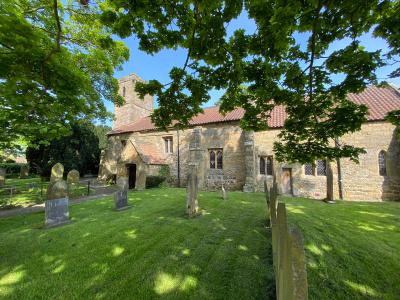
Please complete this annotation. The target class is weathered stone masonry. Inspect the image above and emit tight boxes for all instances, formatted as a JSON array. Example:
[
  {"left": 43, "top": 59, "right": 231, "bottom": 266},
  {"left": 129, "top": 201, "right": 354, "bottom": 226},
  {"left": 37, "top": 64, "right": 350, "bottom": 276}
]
[{"left": 99, "top": 74, "right": 400, "bottom": 201}]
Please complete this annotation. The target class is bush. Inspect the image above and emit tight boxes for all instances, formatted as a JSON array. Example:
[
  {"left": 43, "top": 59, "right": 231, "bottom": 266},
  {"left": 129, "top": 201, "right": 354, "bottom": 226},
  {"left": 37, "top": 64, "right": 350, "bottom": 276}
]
[
  {"left": 145, "top": 176, "right": 166, "bottom": 189},
  {"left": 0, "top": 163, "right": 27, "bottom": 176}
]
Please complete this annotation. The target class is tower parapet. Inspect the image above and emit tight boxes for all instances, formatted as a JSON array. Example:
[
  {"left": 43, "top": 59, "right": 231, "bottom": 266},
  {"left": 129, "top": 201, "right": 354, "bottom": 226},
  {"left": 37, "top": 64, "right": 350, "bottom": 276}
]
[{"left": 113, "top": 73, "right": 154, "bottom": 129}]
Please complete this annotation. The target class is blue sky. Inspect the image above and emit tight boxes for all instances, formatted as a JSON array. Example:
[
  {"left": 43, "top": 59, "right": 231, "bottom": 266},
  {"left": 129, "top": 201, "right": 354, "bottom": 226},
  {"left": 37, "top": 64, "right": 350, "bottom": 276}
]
[{"left": 105, "top": 11, "right": 400, "bottom": 125}]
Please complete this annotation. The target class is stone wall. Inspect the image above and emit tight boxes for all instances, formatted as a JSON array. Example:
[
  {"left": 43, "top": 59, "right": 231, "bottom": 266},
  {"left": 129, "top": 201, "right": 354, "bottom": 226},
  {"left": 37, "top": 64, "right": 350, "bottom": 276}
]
[
  {"left": 99, "top": 119, "right": 400, "bottom": 201},
  {"left": 339, "top": 122, "right": 400, "bottom": 201},
  {"left": 113, "top": 73, "right": 154, "bottom": 129}
]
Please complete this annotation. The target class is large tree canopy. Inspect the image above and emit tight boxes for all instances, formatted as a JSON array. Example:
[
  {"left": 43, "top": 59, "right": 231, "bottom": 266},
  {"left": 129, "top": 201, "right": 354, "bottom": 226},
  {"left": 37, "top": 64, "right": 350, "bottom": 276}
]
[
  {"left": 101, "top": 0, "right": 399, "bottom": 163},
  {"left": 0, "top": 0, "right": 129, "bottom": 149},
  {"left": 26, "top": 121, "right": 101, "bottom": 177}
]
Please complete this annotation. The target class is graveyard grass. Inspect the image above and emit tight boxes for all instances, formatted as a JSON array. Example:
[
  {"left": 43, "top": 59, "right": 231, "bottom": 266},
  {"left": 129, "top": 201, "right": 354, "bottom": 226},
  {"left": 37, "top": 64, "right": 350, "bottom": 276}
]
[
  {"left": 0, "top": 178, "right": 92, "bottom": 209},
  {"left": 0, "top": 188, "right": 275, "bottom": 299},
  {"left": 282, "top": 197, "right": 400, "bottom": 300}
]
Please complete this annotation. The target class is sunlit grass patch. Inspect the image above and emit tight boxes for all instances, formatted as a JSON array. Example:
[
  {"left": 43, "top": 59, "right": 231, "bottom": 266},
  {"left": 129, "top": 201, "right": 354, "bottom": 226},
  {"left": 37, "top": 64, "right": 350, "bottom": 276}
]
[
  {"left": 0, "top": 188, "right": 274, "bottom": 299},
  {"left": 282, "top": 197, "right": 400, "bottom": 300}
]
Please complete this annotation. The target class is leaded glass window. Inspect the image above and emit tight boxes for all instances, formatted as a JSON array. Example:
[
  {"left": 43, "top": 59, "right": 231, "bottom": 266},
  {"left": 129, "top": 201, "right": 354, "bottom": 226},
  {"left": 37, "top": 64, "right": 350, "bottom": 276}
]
[
  {"left": 317, "top": 160, "right": 326, "bottom": 176},
  {"left": 379, "top": 151, "right": 387, "bottom": 176}
]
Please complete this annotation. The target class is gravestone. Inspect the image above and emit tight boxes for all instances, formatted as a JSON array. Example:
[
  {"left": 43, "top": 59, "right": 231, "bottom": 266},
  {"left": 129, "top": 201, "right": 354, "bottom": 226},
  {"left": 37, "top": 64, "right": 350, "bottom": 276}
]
[
  {"left": 67, "top": 169, "right": 80, "bottom": 184},
  {"left": 116, "top": 176, "right": 129, "bottom": 191},
  {"left": 221, "top": 184, "right": 228, "bottom": 201},
  {"left": 114, "top": 176, "right": 129, "bottom": 210},
  {"left": 114, "top": 190, "right": 129, "bottom": 210},
  {"left": 45, "top": 180, "right": 70, "bottom": 227},
  {"left": 50, "top": 163, "right": 64, "bottom": 183},
  {"left": 20, "top": 165, "right": 29, "bottom": 179},
  {"left": 186, "top": 165, "right": 199, "bottom": 218},
  {"left": 0, "top": 168, "right": 5, "bottom": 187}
]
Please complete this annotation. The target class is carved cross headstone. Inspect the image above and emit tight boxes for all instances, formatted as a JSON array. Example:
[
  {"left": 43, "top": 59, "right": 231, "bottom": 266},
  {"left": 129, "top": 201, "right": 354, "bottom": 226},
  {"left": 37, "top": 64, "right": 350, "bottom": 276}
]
[
  {"left": 20, "top": 165, "right": 29, "bottom": 179},
  {"left": 67, "top": 169, "right": 80, "bottom": 184},
  {"left": 0, "top": 167, "right": 5, "bottom": 187}
]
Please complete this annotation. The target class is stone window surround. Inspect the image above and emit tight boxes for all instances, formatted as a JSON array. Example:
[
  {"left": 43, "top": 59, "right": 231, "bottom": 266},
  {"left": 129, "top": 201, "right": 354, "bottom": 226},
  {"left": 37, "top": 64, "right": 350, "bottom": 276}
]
[
  {"left": 304, "top": 160, "right": 326, "bottom": 176},
  {"left": 259, "top": 155, "right": 273, "bottom": 176},
  {"left": 208, "top": 148, "right": 223, "bottom": 169},
  {"left": 378, "top": 150, "right": 387, "bottom": 176},
  {"left": 163, "top": 136, "right": 173, "bottom": 154}
]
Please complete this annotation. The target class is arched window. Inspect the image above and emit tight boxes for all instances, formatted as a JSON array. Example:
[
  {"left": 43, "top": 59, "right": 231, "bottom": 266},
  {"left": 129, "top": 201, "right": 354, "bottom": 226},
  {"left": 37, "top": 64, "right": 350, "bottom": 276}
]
[
  {"left": 122, "top": 86, "right": 126, "bottom": 97},
  {"left": 379, "top": 151, "right": 387, "bottom": 176},
  {"left": 260, "top": 157, "right": 266, "bottom": 174},
  {"left": 210, "top": 150, "right": 215, "bottom": 169},
  {"left": 217, "top": 150, "right": 223, "bottom": 169}
]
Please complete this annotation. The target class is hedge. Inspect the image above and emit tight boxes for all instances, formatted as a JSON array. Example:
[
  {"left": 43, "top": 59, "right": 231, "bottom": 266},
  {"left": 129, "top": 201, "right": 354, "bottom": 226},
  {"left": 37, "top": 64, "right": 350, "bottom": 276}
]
[
  {"left": 0, "top": 163, "right": 27, "bottom": 175},
  {"left": 145, "top": 176, "right": 166, "bottom": 189}
]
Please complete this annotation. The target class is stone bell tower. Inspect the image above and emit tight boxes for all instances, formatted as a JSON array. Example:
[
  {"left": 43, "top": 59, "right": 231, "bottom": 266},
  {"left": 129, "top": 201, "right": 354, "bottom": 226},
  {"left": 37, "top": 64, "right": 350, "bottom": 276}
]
[{"left": 113, "top": 73, "right": 154, "bottom": 129}]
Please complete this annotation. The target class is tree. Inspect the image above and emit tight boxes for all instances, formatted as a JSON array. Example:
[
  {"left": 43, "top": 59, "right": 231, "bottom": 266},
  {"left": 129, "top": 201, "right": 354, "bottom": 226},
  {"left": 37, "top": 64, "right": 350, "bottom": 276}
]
[
  {"left": 26, "top": 121, "right": 101, "bottom": 177},
  {"left": 0, "top": 0, "right": 128, "bottom": 149},
  {"left": 93, "top": 124, "right": 112, "bottom": 150},
  {"left": 101, "top": 0, "right": 398, "bottom": 164}
]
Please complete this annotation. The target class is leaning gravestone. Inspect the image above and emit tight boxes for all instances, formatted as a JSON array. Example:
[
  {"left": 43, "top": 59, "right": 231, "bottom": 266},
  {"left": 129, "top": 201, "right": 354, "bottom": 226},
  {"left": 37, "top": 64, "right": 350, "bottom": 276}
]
[
  {"left": 114, "top": 176, "right": 129, "bottom": 210},
  {"left": 45, "top": 180, "right": 70, "bottom": 227},
  {"left": 0, "top": 168, "right": 5, "bottom": 187},
  {"left": 67, "top": 169, "right": 80, "bottom": 184},
  {"left": 20, "top": 165, "right": 29, "bottom": 179},
  {"left": 50, "top": 163, "right": 64, "bottom": 183}
]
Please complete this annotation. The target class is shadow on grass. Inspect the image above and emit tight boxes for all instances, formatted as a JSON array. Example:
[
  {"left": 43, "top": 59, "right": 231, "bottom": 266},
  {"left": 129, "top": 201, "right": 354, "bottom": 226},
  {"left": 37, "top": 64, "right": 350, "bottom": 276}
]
[
  {"left": 281, "top": 197, "right": 400, "bottom": 300},
  {"left": 0, "top": 189, "right": 275, "bottom": 299}
]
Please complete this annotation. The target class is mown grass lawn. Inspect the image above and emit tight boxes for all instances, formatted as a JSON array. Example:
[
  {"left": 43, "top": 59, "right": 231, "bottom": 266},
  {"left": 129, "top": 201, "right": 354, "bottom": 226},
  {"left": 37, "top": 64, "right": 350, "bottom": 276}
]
[
  {"left": 0, "top": 178, "right": 93, "bottom": 209},
  {"left": 282, "top": 197, "right": 400, "bottom": 300},
  {"left": 0, "top": 188, "right": 274, "bottom": 299}
]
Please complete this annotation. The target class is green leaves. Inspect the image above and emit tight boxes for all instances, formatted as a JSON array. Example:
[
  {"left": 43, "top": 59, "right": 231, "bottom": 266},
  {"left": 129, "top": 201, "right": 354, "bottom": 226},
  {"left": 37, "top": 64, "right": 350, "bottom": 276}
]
[
  {"left": 101, "top": 0, "right": 398, "bottom": 163},
  {"left": 0, "top": 0, "right": 128, "bottom": 149}
]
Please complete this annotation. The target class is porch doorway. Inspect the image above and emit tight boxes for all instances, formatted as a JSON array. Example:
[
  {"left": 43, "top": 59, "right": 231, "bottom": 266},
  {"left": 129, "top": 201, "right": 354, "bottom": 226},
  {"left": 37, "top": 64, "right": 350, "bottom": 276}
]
[
  {"left": 281, "top": 168, "right": 293, "bottom": 195},
  {"left": 127, "top": 164, "right": 136, "bottom": 189}
]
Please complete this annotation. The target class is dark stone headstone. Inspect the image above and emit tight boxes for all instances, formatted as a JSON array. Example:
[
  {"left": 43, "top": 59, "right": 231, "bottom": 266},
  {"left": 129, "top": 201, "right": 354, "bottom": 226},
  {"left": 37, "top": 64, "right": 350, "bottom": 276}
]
[
  {"left": 114, "top": 190, "right": 129, "bottom": 211},
  {"left": 45, "top": 197, "right": 70, "bottom": 227}
]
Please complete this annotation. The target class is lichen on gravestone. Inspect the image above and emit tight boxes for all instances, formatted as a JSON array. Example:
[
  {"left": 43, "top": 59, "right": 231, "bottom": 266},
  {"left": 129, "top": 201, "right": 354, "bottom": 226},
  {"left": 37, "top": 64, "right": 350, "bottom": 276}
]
[
  {"left": 47, "top": 180, "right": 68, "bottom": 200},
  {"left": 67, "top": 169, "right": 80, "bottom": 184},
  {"left": 50, "top": 163, "right": 64, "bottom": 183}
]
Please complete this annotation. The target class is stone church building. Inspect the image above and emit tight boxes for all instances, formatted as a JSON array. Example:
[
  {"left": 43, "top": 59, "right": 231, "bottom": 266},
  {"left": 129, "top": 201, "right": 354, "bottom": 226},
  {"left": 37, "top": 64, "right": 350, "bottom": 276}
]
[{"left": 99, "top": 73, "right": 400, "bottom": 201}]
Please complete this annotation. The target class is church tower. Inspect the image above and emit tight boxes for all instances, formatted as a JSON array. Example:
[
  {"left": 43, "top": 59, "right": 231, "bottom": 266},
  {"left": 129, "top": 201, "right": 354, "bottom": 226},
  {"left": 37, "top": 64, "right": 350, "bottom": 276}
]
[{"left": 113, "top": 73, "right": 154, "bottom": 129}]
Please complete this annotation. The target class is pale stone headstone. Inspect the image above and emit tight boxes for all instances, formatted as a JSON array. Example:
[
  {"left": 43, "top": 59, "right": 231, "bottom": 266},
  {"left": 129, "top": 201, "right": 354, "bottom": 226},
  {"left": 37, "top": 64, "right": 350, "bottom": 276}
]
[
  {"left": 289, "top": 227, "right": 309, "bottom": 300},
  {"left": 50, "top": 163, "right": 64, "bottom": 183},
  {"left": 0, "top": 168, "right": 5, "bottom": 187},
  {"left": 67, "top": 169, "right": 80, "bottom": 184},
  {"left": 45, "top": 180, "right": 70, "bottom": 227},
  {"left": 116, "top": 176, "right": 129, "bottom": 191},
  {"left": 20, "top": 165, "right": 29, "bottom": 179},
  {"left": 186, "top": 166, "right": 199, "bottom": 218},
  {"left": 221, "top": 184, "right": 228, "bottom": 201}
]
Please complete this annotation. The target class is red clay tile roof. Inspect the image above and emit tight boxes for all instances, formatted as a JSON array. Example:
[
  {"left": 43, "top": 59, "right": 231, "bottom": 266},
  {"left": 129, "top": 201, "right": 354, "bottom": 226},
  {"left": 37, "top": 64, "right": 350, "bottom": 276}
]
[
  {"left": 130, "top": 139, "right": 166, "bottom": 165},
  {"left": 109, "top": 85, "right": 400, "bottom": 135}
]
